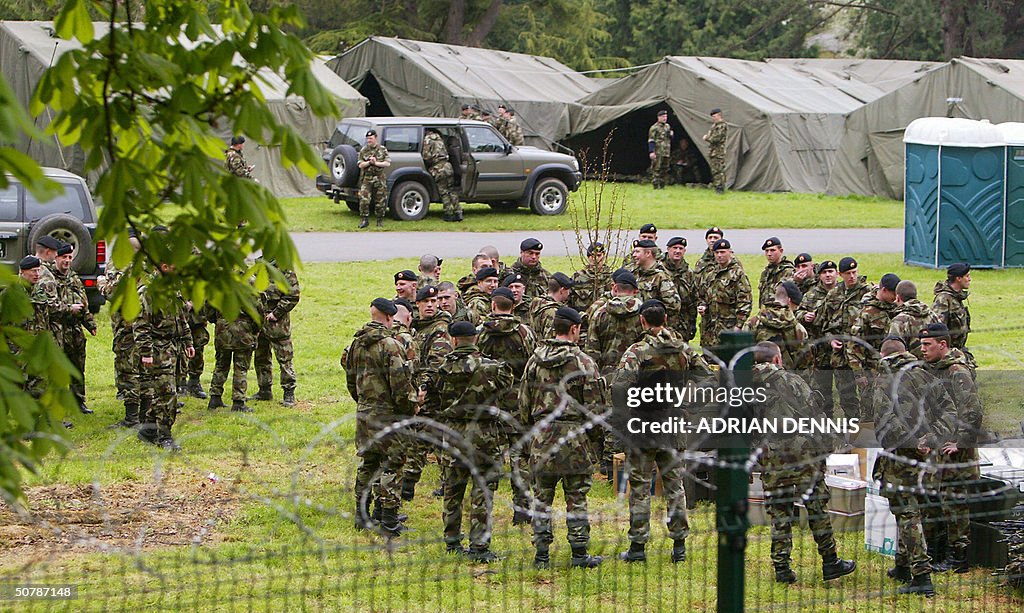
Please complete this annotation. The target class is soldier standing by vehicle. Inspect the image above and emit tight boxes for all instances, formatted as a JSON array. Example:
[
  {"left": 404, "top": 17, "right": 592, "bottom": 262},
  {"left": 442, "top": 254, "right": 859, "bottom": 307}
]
[
  {"left": 357, "top": 129, "right": 391, "bottom": 229},
  {"left": 253, "top": 267, "right": 301, "bottom": 407},
  {"left": 703, "top": 108, "right": 727, "bottom": 193},
  {"left": 648, "top": 110, "right": 673, "bottom": 190},
  {"left": 500, "top": 108, "right": 525, "bottom": 147},
  {"left": 422, "top": 128, "right": 461, "bottom": 222},
  {"left": 53, "top": 243, "right": 97, "bottom": 414}
]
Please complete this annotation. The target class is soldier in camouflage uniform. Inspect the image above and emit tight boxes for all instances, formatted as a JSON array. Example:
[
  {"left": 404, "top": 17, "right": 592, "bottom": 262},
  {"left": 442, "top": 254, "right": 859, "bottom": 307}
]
[
  {"left": 647, "top": 110, "right": 673, "bottom": 189},
  {"left": 612, "top": 301, "right": 692, "bottom": 564},
  {"left": 400, "top": 285, "right": 454, "bottom": 500},
  {"left": 183, "top": 301, "right": 211, "bottom": 399},
  {"left": 697, "top": 239, "right": 751, "bottom": 350},
  {"left": 225, "top": 136, "right": 254, "bottom": 178},
  {"left": 693, "top": 227, "right": 724, "bottom": 295},
  {"left": 502, "top": 273, "right": 533, "bottom": 323},
  {"left": 99, "top": 232, "right": 143, "bottom": 425},
  {"left": 887, "top": 281, "right": 939, "bottom": 360},
  {"left": 847, "top": 273, "right": 900, "bottom": 376},
  {"left": 432, "top": 321, "right": 514, "bottom": 562},
  {"left": 921, "top": 323, "right": 982, "bottom": 575},
  {"left": 631, "top": 239, "right": 681, "bottom": 326},
  {"left": 417, "top": 254, "right": 441, "bottom": 289},
  {"left": 135, "top": 266, "right": 194, "bottom": 451},
  {"left": 393, "top": 269, "right": 419, "bottom": 318},
  {"left": 757, "top": 237, "right": 795, "bottom": 308},
  {"left": 571, "top": 242, "right": 612, "bottom": 315},
  {"left": 520, "top": 307, "right": 605, "bottom": 569},
  {"left": 792, "top": 253, "right": 817, "bottom": 294},
  {"left": 10, "top": 258, "right": 52, "bottom": 404},
  {"left": 460, "top": 104, "right": 482, "bottom": 121},
  {"left": 932, "top": 263, "right": 974, "bottom": 368},
  {"left": 661, "top": 236, "right": 698, "bottom": 342},
  {"left": 391, "top": 298, "right": 419, "bottom": 362},
  {"left": 500, "top": 108, "right": 525, "bottom": 147},
  {"left": 477, "top": 287, "right": 537, "bottom": 525},
  {"left": 751, "top": 342, "right": 857, "bottom": 585},
  {"left": 436, "top": 281, "right": 476, "bottom": 326},
  {"left": 703, "top": 108, "right": 728, "bottom": 193},
  {"left": 819, "top": 257, "right": 872, "bottom": 421},
  {"left": 511, "top": 238, "right": 552, "bottom": 302},
  {"left": 207, "top": 305, "right": 260, "bottom": 413},
  {"left": 528, "top": 273, "right": 574, "bottom": 339},
  {"left": 422, "top": 128, "right": 461, "bottom": 222},
  {"left": 464, "top": 267, "right": 499, "bottom": 321},
  {"left": 33, "top": 236, "right": 74, "bottom": 350},
  {"left": 746, "top": 282, "right": 810, "bottom": 370},
  {"left": 344, "top": 298, "right": 417, "bottom": 535},
  {"left": 357, "top": 129, "right": 391, "bottom": 228},
  {"left": 797, "top": 260, "right": 839, "bottom": 415},
  {"left": 253, "top": 267, "right": 301, "bottom": 406},
  {"left": 457, "top": 254, "right": 492, "bottom": 295},
  {"left": 53, "top": 243, "right": 97, "bottom": 413}
]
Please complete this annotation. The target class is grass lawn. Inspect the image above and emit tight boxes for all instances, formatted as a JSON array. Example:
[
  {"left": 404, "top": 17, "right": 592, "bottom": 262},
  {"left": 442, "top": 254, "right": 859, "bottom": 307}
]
[
  {"left": 3, "top": 254, "right": 1022, "bottom": 611},
  {"left": 282, "top": 183, "right": 902, "bottom": 233}
]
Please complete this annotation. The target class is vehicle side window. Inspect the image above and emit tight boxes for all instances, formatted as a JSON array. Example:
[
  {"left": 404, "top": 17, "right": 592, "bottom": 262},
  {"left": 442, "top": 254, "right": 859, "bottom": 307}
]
[
  {"left": 382, "top": 126, "right": 420, "bottom": 153},
  {"left": 464, "top": 127, "right": 506, "bottom": 154},
  {"left": 25, "top": 181, "right": 89, "bottom": 221},
  {"left": 344, "top": 124, "right": 367, "bottom": 147},
  {"left": 329, "top": 124, "right": 364, "bottom": 148},
  {"left": 0, "top": 185, "right": 18, "bottom": 221}
]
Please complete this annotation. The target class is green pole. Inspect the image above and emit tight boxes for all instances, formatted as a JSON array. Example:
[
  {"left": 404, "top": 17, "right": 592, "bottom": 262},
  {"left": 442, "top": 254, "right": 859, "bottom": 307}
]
[{"left": 715, "top": 330, "right": 753, "bottom": 613}]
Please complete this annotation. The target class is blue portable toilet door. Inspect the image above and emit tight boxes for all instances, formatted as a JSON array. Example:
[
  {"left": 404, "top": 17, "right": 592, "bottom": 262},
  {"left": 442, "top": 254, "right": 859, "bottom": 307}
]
[
  {"left": 904, "top": 142, "right": 939, "bottom": 267},
  {"left": 936, "top": 145, "right": 1004, "bottom": 268},
  {"left": 1005, "top": 144, "right": 1024, "bottom": 267}
]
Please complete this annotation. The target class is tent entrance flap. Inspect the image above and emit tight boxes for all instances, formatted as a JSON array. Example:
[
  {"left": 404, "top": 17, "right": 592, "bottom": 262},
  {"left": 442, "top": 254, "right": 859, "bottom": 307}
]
[
  {"left": 564, "top": 106, "right": 709, "bottom": 184},
  {"left": 360, "top": 73, "right": 394, "bottom": 117}
]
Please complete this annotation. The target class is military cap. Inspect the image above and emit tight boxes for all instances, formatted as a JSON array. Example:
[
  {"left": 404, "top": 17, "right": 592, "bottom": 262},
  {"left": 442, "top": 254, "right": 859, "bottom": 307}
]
[
  {"left": 36, "top": 235, "right": 62, "bottom": 250},
  {"left": 520, "top": 238, "right": 543, "bottom": 252},
  {"left": 667, "top": 236, "right": 687, "bottom": 248},
  {"left": 639, "top": 299, "right": 665, "bottom": 313},
  {"left": 919, "top": 322, "right": 951, "bottom": 339},
  {"left": 614, "top": 270, "right": 638, "bottom": 289},
  {"left": 817, "top": 260, "right": 837, "bottom": 273},
  {"left": 230, "top": 135, "right": 245, "bottom": 146},
  {"left": 19, "top": 255, "right": 41, "bottom": 270},
  {"left": 640, "top": 223, "right": 657, "bottom": 234},
  {"left": 634, "top": 239, "right": 657, "bottom": 249},
  {"left": 448, "top": 321, "right": 478, "bottom": 337},
  {"left": 393, "top": 297, "right": 414, "bottom": 312},
  {"left": 712, "top": 239, "right": 731, "bottom": 251},
  {"left": 365, "top": 129, "right": 377, "bottom": 137},
  {"left": 879, "top": 273, "right": 901, "bottom": 291},
  {"left": 710, "top": 108, "right": 722, "bottom": 115},
  {"left": 551, "top": 272, "right": 575, "bottom": 288},
  {"left": 780, "top": 281, "right": 803, "bottom": 305},
  {"left": 415, "top": 285, "right": 439, "bottom": 302},
  {"left": 490, "top": 287, "right": 514, "bottom": 301},
  {"left": 657, "top": 109, "right": 668, "bottom": 117},
  {"left": 57, "top": 242, "right": 74, "bottom": 256},
  {"left": 793, "top": 253, "right": 813, "bottom": 266},
  {"left": 371, "top": 297, "right": 397, "bottom": 316},
  {"left": 394, "top": 270, "right": 417, "bottom": 283},
  {"left": 761, "top": 237, "right": 781, "bottom": 250},
  {"left": 471, "top": 104, "right": 481, "bottom": 112},
  {"left": 501, "top": 273, "right": 526, "bottom": 287},
  {"left": 461, "top": 104, "right": 471, "bottom": 110},
  {"left": 838, "top": 257, "right": 858, "bottom": 273},
  {"left": 947, "top": 262, "right": 970, "bottom": 278},
  {"left": 586, "top": 242, "right": 605, "bottom": 256},
  {"left": 475, "top": 266, "right": 499, "bottom": 281},
  {"left": 882, "top": 335, "right": 908, "bottom": 348},
  {"left": 497, "top": 103, "right": 507, "bottom": 111},
  {"left": 480, "top": 109, "right": 492, "bottom": 117},
  {"left": 553, "top": 306, "right": 582, "bottom": 325},
  {"left": 705, "top": 226, "right": 724, "bottom": 239}
]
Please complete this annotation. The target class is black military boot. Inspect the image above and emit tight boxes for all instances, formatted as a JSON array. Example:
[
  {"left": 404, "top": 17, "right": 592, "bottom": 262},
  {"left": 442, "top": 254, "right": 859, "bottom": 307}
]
[
  {"left": 454, "top": 211, "right": 463, "bottom": 222},
  {"left": 442, "top": 213, "right": 454, "bottom": 222},
  {"left": 358, "top": 216, "right": 369, "bottom": 229},
  {"left": 533, "top": 546, "right": 550, "bottom": 569},
  {"left": 618, "top": 542, "right": 646, "bottom": 563},
  {"left": 774, "top": 563, "right": 797, "bottom": 584},
  {"left": 671, "top": 539, "right": 687, "bottom": 563},
  {"left": 821, "top": 553, "right": 857, "bottom": 581},
  {"left": 927, "top": 536, "right": 949, "bottom": 572},
  {"left": 176, "top": 380, "right": 187, "bottom": 395},
  {"left": 136, "top": 422, "right": 159, "bottom": 445},
  {"left": 250, "top": 388, "right": 272, "bottom": 401},
  {"left": 468, "top": 548, "right": 499, "bottom": 563},
  {"left": 208, "top": 396, "right": 226, "bottom": 410},
  {"left": 446, "top": 539, "right": 467, "bottom": 556},
  {"left": 944, "top": 546, "right": 969, "bottom": 573},
  {"left": 379, "top": 508, "right": 402, "bottom": 538},
  {"left": 231, "top": 402, "right": 254, "bottom": 413},
  {"left": 569, "top": 546, "right": 603, "bottom": 569},
  {"left": 282, "top": 390, "right": 296, "bottom": 407},
  {"left": 158, "top": 431, "right": 181, "bottom": 452},
  {"left": 887, "top": 565, "right": 912, "bottom": 583},
  {"left": 113, "top": 402, "right": 140, "bottom": 428},
  {"left": 512, "top": 510, "right": 530, "bottom": 526},
  {"left": 897, "top": 573, "right": 936, "bottom": 597},
  {"left": 354, "top": 496, "right": 373, "bottom": 531},
  {"left": 188, "top": 377, "right": 207, "bottom": 399},
  {"left": 376, "top": 217, "right": 384, "bottom": 228},
  {"left": 78, "top": 402, "right": 93, "bottom": 414},
  {"left": 400, "top": 479, "right": 417, "bottom": 502}
]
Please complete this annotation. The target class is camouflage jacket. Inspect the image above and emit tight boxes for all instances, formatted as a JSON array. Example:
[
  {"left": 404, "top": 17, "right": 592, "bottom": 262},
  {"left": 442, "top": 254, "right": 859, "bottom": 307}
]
[
  {"left": 795, "top": 274, "right": 816, "bottom": 295},
  {"left": 510, "top": 260, "right": 552, "bottom": 302},
  {"left": 932, "top": 281, "right": 971, "bottom": 350},
  {"left": 433, "top": 344, "right": 514, "bottom": 422},
  {"left": 751, "top": 362, "right": 823, "bottom": 484},
  {"left": 820, "top": 277, "right": 872, "bottom": 367},
  {"left": 14, "top": 279, "right": 50, "bottom": 335},
  {"left": 456, "top": 273, "right": 477, "bottom": 295},
  {"left": 391, "top": 320, "right": 418, "bottom": 362},
  {"left": 584, "top": 295, "right": 644, "bottom": 374},
  {"left": 796, "top": 280, "right": 835, "bottom": 339},
  {"left": 570, "top": 265, "right": 613, "bottom": 314},
  {"left": 34, "top": 264, "right": 72, "bottom": 341},
  {"left": 134, "top": 284, "right": 192, "bottom": 360},
  {"left": 662, "top": 257, "right": 698, "bottom": 341},
  {"left": 692, "top": 248, "right": 716, "bottom": 289},
  {"left": 258, "top": 269, "right": 300, "bottom": 340},
  {"left": 463, "top": 286, "right": 493, "bottom": 321},
  {"left": 870, "top": 351, "right": 955, "bottom": 450},
  {"left": 757, "top": 258, "right": 795, "bottom": 308},
  {"left": 528, "top": 295, "right": 561, "bottom": 339},
  {"left": 847, "top": 291, "right": 895, "bottom": 371},
  {"left": 633, "top": 262, "right": 681, "bottom": 318},
  {"left": 746, "top": 304, "right": 810, "bottom": 370},
  {"left": 477, "top": 313, "right": 537, "bottom": 381},
  {"left": 421, "top": 131, "right": 450, "bottom": 170},
  {"left": 411, "top": 311, "right": 454, "bottom": 410},
  {"left": 501, "top": 118, "right": 525, "bottom": 147},
  {"left": 887, "top": 299, "right": 939, "bottom": 359},
  {"left": 343, "top": 321, "right": 416, "bottom": 414},
  {"left": 699, "top": 258, "right": 752, "bottom": 329},
  {"left": 54, "top": 267, "right": 97, "bottom": 335},
  {"left": 706, "top": 122, "right": 727, "bottom": 157},
  {"left": 214, "top": 309, "right": 260, "bottom": 351},
  {"left": 648, "top": 122, "right": 673, "bottom": 157},
  {"left": 926, "top": 349, "right": 982, "bottom": 446},
  {"left": 225, "top": 148, "right": 253, "bottom": 178},
  {"left": 357, "top": 143, "right": 389, "bottom": 181}
]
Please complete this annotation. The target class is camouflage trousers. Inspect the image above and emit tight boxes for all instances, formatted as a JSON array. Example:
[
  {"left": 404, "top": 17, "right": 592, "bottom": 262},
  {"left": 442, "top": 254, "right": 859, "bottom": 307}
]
[
  {"left": 650, "top": 155, "right": 670, "bottom": 189},
  {"left": 809, "top": 367, "right": 835, "bottom": 417},
  {"left": 505, "top": 425, "right": 532, "bottom": 517},
  {"left": 354, "top": 408, "right": 406, "bottom": 518},
  {"left": 625, "top": 448, "right": 690, "bottom": 545},
  {"left": 112, "top": 323, "right": 134, "bottom": 399},
  {"left": 923, "top": 449, "right": 979, "bottom": 551},
  {"left": 710, "top": 155, "right": 726, "bottom": 192},
  {"left": 255, "top": 332, "right": 296, "bottom": 393},
  {"left": 429, "top": 163, "right": 460, "bottom": 217},
  {"left": 210, "top": 346, "right": 253, "bottom": 404},
  {"left": 531, "top": 473, "right": 593, "bottom": 548},
  {"left": 832, "top": 368, "right": 861, "bottom": 422},
  {"left": 442, "top": 421, "right": 505, "bottom": 550},
  {"left": 764, "top": 470, "right": 837, "bottom": 566},
  {"left": 140, "top": 339, "right": 179, "bottom": 435},
  {"left": 358, "top": 176, "right": 388, "bottom": 219},
  {"left": 61, "top": 328, "right": 87, "bottom": 406},
  {"left": 878, "top": 455, "right": 932, "bottom": 576},
  {"left": 188, "top": 324, "right": 210, "bottom": 378}
]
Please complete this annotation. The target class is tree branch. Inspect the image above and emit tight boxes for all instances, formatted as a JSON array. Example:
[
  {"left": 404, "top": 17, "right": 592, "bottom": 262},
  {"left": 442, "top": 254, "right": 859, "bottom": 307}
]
[{"left": 464, "top": 0, "right": 504, "bottom": 47}]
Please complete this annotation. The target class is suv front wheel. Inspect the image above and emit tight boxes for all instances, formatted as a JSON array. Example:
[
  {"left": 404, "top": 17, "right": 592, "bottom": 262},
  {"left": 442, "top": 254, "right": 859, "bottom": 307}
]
[
  {"left": 390, "top": 181, "right": 430, "bottom": 221},
  {"left": 530, "top": 177, "right": 569, "bottom": 216}
]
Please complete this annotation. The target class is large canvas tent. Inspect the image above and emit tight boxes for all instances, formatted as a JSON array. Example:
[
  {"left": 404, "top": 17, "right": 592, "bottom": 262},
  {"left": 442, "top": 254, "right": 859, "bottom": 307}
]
[
  {"left": 0, "top": 20, "right": 366, "bottom": 198},
  {"left": 327, "top": 36, "right": 600, "bottom": 149},
  {"left": 828, "top": 57, "right": 1024, "bottom": 199},
  {"left": 568, "top": 56, "right": 937, "bottom": 193}
]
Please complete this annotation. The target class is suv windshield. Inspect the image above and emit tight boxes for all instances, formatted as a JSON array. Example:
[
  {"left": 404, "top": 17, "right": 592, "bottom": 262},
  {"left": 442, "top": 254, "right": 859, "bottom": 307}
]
[{"left": 26, "top": 181, "right": 90, "bottom": 221}]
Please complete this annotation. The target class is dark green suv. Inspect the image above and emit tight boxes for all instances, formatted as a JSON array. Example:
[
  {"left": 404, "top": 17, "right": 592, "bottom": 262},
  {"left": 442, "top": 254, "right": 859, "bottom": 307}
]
[
  {"left": 1, "top": 168, "right": 106, "bottom": 312},
  {"left": 316, "top": 117, "right": 582, "bottom": 220}
]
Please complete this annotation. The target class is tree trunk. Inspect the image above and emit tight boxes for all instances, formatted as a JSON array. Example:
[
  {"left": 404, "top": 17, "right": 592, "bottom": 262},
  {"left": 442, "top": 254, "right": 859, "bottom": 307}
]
[
  {"left": 444, "top": 0, "right": 466, "bottom": 45},
  {"left": 940, "top": 0, "right": 965, "bottom": 59},
  {"left": 464, "top": 0, "right": 504, "bottom": 47}
]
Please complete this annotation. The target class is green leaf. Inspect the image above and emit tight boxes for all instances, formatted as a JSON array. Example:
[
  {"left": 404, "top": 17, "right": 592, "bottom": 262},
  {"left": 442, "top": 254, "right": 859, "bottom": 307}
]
[{"left": 53, "top": 0, "right": 94, "bottom": 44}]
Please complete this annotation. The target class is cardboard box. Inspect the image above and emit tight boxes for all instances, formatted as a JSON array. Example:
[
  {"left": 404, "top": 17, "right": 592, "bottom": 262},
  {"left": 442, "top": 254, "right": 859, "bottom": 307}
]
[
  {"left": 864, "top": 493, "right": 897, "bottom": 557},
  {"left": 825, "top": 475, "right": 867, "bottom": 514}
]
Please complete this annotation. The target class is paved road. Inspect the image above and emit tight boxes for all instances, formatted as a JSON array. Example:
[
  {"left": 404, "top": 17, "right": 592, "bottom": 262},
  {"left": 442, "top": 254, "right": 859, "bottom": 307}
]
[{"left": 293, "top": 228, "right": 903, "bottom": 263}]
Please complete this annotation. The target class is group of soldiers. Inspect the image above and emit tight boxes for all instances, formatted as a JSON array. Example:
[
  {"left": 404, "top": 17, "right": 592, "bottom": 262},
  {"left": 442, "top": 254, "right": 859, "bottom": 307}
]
[
  {"left": 461, "top": 103, "right": 525, "bottom": 146},
  {"left": 648, "top": 108, "right": 727, "bottom": 192},
  {"left": 344, "top": 225, "right": 979, "bottom": 594}
]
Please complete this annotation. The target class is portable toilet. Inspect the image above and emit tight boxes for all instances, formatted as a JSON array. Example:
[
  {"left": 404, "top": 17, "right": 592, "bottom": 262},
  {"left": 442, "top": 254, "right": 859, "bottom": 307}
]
[
  {"left": 903, "top": 118, "right": 1006, "bottom": 268},
  {"left": 1001, "top": 123, "right": 1024, "bottom": 267}
]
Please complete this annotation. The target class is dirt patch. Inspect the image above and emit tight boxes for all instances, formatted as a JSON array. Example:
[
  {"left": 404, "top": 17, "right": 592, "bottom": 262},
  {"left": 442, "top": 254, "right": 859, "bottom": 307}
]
[{"left": 0, "top": 473, "right": 240, "bottom": 568}]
